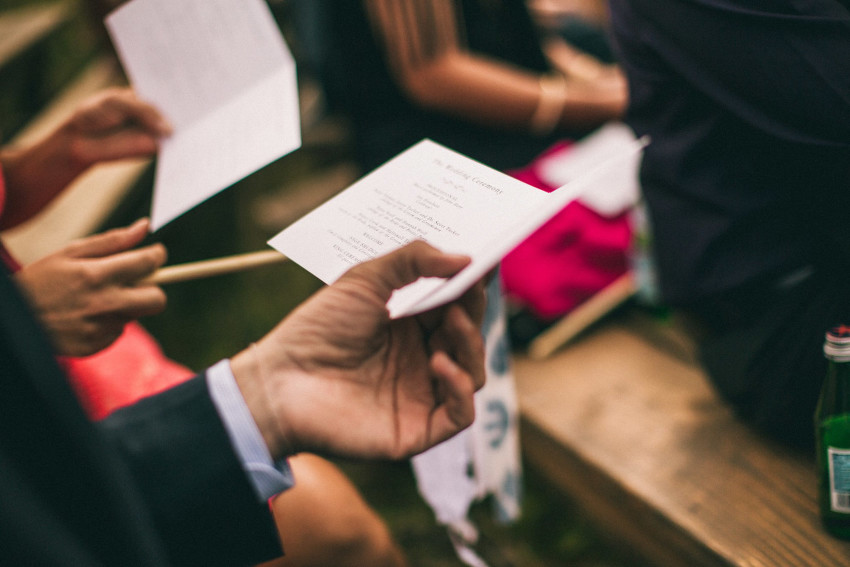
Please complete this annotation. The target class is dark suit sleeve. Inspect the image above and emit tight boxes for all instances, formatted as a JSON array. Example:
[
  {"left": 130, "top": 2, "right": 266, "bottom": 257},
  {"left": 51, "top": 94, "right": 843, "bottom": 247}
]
[{"left": 99, "top": 374, "right": 283, "bottom": 567}]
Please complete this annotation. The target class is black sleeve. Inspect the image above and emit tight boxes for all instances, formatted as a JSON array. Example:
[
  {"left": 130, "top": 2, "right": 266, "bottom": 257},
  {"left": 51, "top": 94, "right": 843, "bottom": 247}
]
[{"left": 100, "top": 374, "right": 283, "bottom": 567}]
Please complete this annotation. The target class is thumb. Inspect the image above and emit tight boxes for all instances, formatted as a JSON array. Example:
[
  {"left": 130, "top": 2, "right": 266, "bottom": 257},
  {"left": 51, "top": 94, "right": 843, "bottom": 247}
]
[
  {"left": 341, "top": 240, "right": 470, "bottom": 303},
  {"left": 65, "top": 218, "right": 151, "bottom": 259}
]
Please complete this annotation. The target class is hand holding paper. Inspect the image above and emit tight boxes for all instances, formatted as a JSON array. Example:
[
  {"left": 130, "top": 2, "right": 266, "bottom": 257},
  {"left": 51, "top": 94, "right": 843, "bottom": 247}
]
[
  {"left": 106, "top": 0, "right": 301, "bottom": 230},
  {"left": 269, "top": 138, "right": 646, "bottom": 318}
]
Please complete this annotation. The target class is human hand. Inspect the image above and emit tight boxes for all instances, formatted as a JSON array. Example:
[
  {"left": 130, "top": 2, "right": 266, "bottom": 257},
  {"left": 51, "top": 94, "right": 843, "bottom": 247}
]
[
  {"left": 13, "top": 218, "right": 167, "bottom": 357},
  {"left": 542, "top": 37, "right": 628, "bottom": 125},
  {"left": 58, "top": 87, "right": 172, "bottom": 169},
  {"left": 231, "top": 241, "right": 487, "bottom": 461},
  {"left": 543, "top": 37, "right": 623, "bottom": 85},
  {"left": 0, "top": 89, "right": 171, "bottom": 229}
]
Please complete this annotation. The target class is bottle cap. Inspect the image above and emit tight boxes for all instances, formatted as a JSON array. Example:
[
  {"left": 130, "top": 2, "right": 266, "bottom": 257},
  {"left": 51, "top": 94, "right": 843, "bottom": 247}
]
[{"left": 824, "top": 324, "right": 850, "bottom": 361}]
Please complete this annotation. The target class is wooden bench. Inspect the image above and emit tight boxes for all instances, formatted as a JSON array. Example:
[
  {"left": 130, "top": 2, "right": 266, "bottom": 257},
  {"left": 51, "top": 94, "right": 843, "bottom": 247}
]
[
  {"left": 512, "top": 304, "right": 850, "bottom": 566},
  {"left": 0, "top": 0, "right": 100, "bottom": 136}
]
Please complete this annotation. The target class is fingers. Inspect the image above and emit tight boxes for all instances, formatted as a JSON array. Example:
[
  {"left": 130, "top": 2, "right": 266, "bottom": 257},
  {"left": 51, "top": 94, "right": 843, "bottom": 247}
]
[
  {"left": 73, "top": 87, "right": 172, "bottom": 137},
  {"left": 95, "top": 245, "right": 167, "bottom": 284},
  {"left": 437, "top": 304, "right": 486, "bottom": 391},
  {"left": 456, "top": 278, "right": 487, "bottom": 328},
  {"left": 109, "top": 89, "right": 172, "bottom": 136},
  {"left": 426, "top": 350, "right": 478, "bottom": 445},
  {"left": 106, "top": 285, "right": 168, "bottom": 319},
  {"left": 71, "top": 130, "right": 160, "bottom": 163},
  {"left": 66, "top": 218, "right": 153, "bottom": 259},
  {"left": 415, "top": 301, "right": 485, "bottom": 450},
  {"left": 67, "top": 282, "right": 166, "bottom": 332},
  {"left": 424, "top": 305, "right": 486, "bottom": 447},
  {"left": 57, "top": 315, "right": 128, "bottom": 357},
  {"left": 64, "top": 219, "right": 166, "bottom": 283},
  {"left": 63, "top": 219, "right": 167, "bottom": 299},
  {"left": 65, "top": 224, "right": 166, "bottom": 285},
  {"left": 344, "top": 241, "right": 471, "bottom": 303},
  {"left": 68, "top": 88, "right": 171, "bottom": 165}
]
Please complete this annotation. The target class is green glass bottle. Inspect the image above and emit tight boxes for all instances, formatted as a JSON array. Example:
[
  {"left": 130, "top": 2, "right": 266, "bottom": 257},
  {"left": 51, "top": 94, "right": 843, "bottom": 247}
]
[{"left": 815, "top": 324, "right": 850, "bottom": 539}]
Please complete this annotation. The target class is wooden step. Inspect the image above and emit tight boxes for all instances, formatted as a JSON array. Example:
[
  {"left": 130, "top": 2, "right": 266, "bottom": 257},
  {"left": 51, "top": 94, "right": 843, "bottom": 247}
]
[
  {"left": 513, "top": 308, "right": 850, "bottom": 566},
  {"left": 0, "top": 1, "right": 70, "bottom": 69},
  {"left": 0, "top": 0, "right": 98, "bottom": 139}
]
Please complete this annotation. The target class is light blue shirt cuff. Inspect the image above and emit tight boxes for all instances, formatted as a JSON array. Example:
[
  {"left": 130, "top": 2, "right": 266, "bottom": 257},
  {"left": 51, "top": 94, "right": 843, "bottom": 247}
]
[{"left": 206, "top": 359, "right": 294, "bottom": 501}]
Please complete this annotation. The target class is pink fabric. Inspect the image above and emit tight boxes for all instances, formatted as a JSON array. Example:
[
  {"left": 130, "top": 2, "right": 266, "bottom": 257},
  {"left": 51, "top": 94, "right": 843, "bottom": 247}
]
[
  {"left": 501, "top": 142, "right": 632, "bottom": 320},
  {"left": 60, "top": 324, "right": 194, "bottom": 420}
]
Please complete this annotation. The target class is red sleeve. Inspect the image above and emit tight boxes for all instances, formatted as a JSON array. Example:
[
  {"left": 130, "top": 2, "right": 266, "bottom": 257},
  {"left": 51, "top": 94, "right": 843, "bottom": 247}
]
[{"left": 0, "top": 165, "right": 21, "bottom": 271}]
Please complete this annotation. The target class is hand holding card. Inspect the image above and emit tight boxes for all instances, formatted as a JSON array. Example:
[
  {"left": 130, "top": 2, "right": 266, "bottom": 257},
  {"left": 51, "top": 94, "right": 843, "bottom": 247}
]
[{"left": 268, "top": 138, "right": 645, "bottom": 318}]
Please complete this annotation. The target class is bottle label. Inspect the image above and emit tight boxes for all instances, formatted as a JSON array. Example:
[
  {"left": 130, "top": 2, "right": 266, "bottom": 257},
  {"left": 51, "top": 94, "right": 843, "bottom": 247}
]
[{"left": 828, "top": 447, "right": 850, "bottom": 513}]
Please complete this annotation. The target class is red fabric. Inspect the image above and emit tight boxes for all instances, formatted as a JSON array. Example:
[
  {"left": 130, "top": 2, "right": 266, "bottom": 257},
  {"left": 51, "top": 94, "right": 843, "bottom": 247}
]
[
  {"left": 501, "top": 142, "right": 632, "bottom": 320},
  {"left": 0, "top": 164, "right": 192, "bottom": 420},
  {"left": 59, "top": 324, "right": 194, "bottom": 420},
  {"left": 0, "top": 166, "right": 19, "bottom": 270}
]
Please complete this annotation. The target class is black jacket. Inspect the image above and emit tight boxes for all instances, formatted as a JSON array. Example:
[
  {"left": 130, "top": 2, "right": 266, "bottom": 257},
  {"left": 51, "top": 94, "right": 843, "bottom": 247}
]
[{"left": 0, "top": 267, "right": 281, "bottom": 566}]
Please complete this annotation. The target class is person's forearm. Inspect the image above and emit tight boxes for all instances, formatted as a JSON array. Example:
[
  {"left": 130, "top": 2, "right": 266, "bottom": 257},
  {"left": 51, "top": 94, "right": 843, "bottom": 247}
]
[
  {"left": 400, "top": 51, "right": 542, "bottom": 129},
  {"left": 400, "top": 51, "right": 624, "bottom": 132},
  {"left": 0, "top": 127, "right": 87, "bottom": 230}
]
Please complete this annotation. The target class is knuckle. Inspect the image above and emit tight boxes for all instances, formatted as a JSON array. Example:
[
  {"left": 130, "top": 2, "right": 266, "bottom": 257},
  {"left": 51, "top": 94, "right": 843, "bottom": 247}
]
[
  {"left": 147, "top": 243, "right": 168, "bottom": 267},
  {"left": 77, "top": 319, "right": 104, "bottom": 343},
  {"left": 149, "top": 289, "right": 168, "bottom": 312},
  {"left": 66, "top": 137, "right": 93, "bottom": 168},
  {"left": 76, "top": 264, "right": 104, "bottom": 288}
]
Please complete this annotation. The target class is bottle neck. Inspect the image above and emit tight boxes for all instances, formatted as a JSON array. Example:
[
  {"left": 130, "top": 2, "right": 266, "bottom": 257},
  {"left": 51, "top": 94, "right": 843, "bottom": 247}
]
[{"left": 820, "top": 358, "right": 850, "bottom": 417}]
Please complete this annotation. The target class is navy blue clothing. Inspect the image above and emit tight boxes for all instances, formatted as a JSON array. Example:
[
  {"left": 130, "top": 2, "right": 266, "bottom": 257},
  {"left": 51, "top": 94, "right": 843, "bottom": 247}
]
[
  {"left": 0, "top": 267, "right": 282, "bottom": 566},
  {"left": 609, "top": 0, "right": 850, "bottom": 446},
  {"left": 610, "top": 0, "right": 850, "bottom": 307}
]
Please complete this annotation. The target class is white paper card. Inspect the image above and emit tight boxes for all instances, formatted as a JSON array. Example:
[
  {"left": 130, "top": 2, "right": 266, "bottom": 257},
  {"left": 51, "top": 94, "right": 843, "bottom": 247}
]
[
  {"left": 537, "top": 122, "right": 642, "bottom": 217},
  {"left": 106, "top": 0, "right": 301, "bottom": 230},
  {"left": 269, "top": 138, "right": 646, "bottom": 318}
]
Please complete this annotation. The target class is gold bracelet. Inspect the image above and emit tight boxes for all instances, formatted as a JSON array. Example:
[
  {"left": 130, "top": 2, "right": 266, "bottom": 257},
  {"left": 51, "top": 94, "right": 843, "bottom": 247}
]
[{"left": 529, "top": 74, "right": 567, "bottom": 135}]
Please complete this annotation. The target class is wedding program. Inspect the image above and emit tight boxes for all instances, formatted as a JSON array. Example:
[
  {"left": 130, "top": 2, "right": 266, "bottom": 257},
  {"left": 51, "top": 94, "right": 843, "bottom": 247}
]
[{"left": 269, "top": 137, "right": 644, "bottom": 318}]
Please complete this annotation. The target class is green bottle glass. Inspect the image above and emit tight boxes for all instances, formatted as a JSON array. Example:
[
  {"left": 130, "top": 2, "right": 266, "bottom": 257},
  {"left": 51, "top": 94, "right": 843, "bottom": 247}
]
[{"left": 815, "top": 324, "right": 850, "bottom": 539}]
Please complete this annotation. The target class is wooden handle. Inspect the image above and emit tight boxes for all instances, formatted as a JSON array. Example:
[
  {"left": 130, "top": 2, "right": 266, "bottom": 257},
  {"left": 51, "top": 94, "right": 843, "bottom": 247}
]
[{"left": 142, "top": 250, "right": 288, "bottom": 285}]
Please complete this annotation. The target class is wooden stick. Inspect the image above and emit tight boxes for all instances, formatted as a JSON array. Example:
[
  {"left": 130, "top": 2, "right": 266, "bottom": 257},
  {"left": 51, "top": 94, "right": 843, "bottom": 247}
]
[
  {"left": 527, "top": 271, "right": 637, "bottom": 360},
  {"left": 142, "top": 250, "right": 288, "bottom": 285}
]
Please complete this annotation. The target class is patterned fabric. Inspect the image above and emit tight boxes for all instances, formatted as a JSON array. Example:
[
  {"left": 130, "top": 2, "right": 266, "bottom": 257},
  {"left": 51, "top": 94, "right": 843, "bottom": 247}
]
[
  {"left": 60, "top": 324, "right": 194, "bottom": 420},
  {"left": 412, "top": 275, "right": 521, "bottom": 567}
]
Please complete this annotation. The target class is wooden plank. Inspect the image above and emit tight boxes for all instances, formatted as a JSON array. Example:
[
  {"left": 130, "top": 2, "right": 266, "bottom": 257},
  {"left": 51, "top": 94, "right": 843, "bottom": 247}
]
[
  {"left": 527, "top": 271, "right": 637, "bottom": 359},
  {"left": 0, "top": 1, "right": 70, "bottom": 69},
  {"left": 1, "top": 57, "right": 150, "bottom": 264},
  {"left": 0, "top": 1, "right": 85, "bottom": 137},
  {"left": 513, "top": 317, "right": 850, "bottom": 566}
]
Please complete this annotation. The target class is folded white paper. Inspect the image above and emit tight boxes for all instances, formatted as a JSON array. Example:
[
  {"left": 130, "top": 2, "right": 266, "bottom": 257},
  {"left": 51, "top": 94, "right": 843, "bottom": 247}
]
[
  {"left": 537, "top": 122, "right": 642, "bottom": 217},
  {"left": 269, "top": 138, "right": 646, "bottom": 318},
  {"left": 106, "top": 0, "right": 301, "bottom": 230}
]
